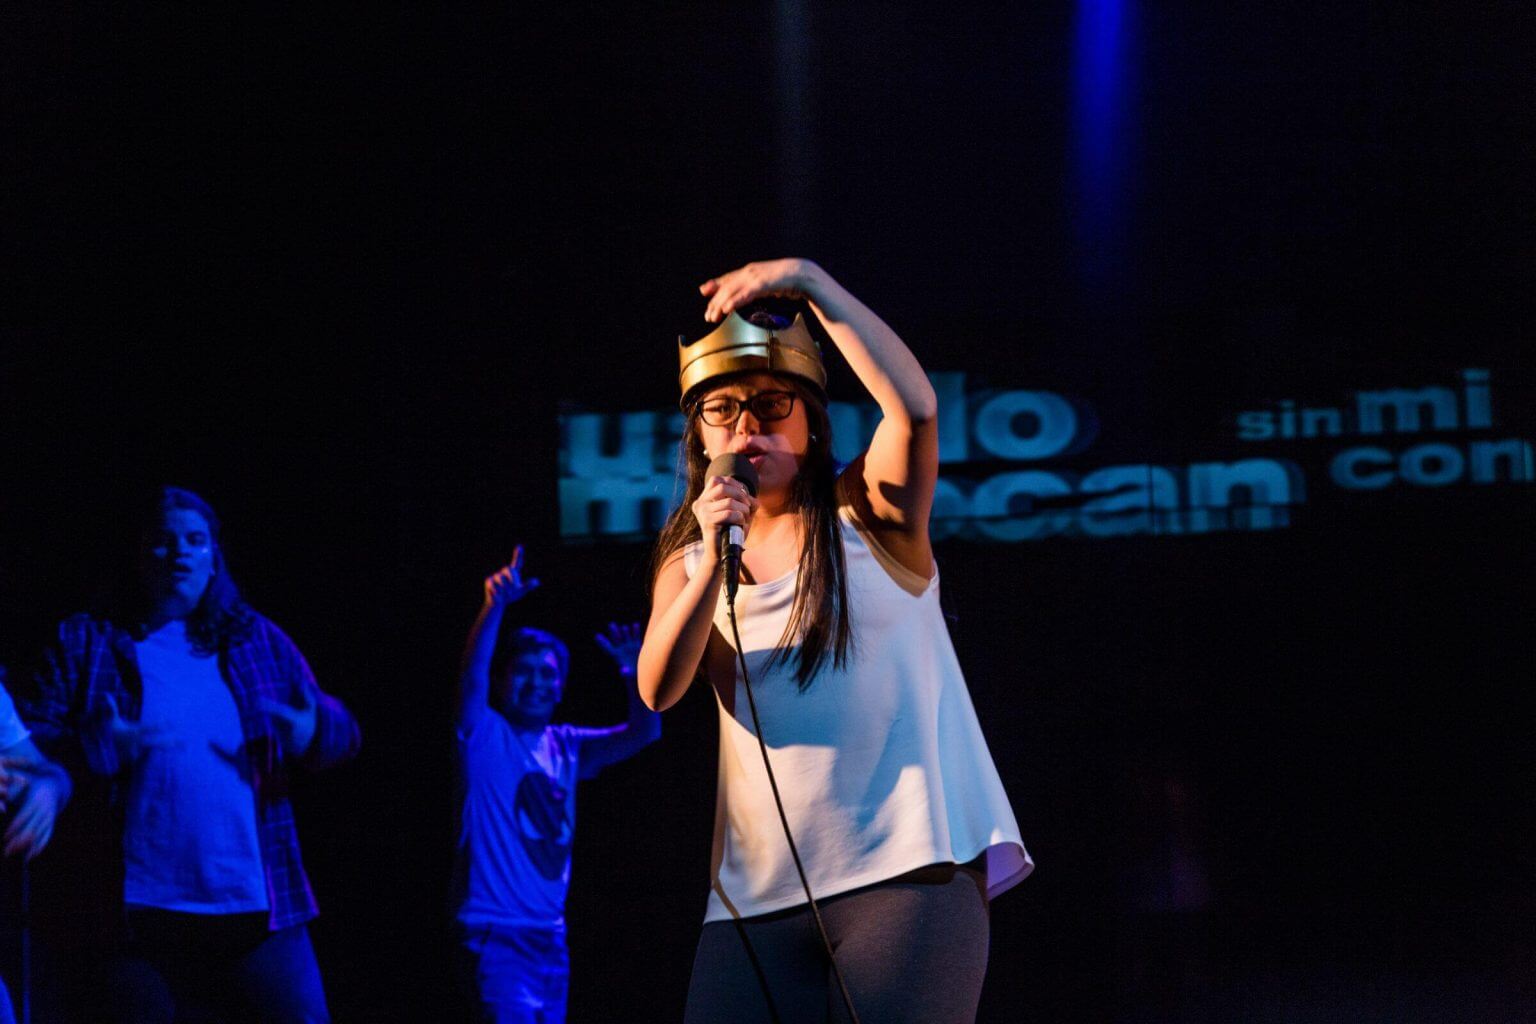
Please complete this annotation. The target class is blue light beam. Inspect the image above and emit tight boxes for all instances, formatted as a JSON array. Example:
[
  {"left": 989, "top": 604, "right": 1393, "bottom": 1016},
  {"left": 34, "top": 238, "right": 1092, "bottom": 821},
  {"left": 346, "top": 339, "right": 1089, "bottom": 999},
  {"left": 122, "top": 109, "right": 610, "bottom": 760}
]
[{"left": 1070, "top": 0, "right": 1135, "bottom": 289}]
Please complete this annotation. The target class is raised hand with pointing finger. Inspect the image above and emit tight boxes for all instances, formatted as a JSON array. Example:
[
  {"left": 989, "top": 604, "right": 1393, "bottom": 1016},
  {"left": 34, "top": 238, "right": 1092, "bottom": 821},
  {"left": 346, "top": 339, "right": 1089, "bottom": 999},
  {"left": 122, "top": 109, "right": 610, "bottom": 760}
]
[
  {"left": 459, "top": 545, "right": 541, "bottom": 732},
  {"left": 484, "top": 546, "right": 540, "bottom": 608}
]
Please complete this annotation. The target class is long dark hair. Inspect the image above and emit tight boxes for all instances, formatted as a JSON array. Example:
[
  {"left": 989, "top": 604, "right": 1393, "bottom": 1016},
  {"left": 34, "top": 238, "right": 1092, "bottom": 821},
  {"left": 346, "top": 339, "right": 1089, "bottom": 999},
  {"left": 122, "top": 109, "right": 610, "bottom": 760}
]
[
  {"left": 649, "top": 377, "right": 851, "bottom": 689},
  {"left": 107, "top": 486, "right": 255, "bottom": 654}
]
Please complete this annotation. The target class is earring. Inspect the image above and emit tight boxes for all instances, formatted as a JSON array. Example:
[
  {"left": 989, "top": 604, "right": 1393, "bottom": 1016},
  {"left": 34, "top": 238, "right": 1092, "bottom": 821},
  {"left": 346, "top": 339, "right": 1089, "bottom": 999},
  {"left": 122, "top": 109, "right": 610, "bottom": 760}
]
[{"left": 810, "top": 433, "right": 820, "bottom": 443}]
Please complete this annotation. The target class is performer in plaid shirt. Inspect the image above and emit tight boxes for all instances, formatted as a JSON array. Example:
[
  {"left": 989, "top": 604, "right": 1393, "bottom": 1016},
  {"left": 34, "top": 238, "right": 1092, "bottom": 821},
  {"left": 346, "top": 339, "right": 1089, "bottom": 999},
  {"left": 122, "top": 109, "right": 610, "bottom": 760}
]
[{"left": 22, "top": 486, "right": 360, "bottom": 1024}]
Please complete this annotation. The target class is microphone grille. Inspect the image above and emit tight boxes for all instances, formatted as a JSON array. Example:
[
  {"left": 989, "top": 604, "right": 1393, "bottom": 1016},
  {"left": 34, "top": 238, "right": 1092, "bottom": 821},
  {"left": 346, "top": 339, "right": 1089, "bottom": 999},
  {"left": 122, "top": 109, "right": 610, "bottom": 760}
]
[{"left": 705, "top": 453, "right": 760, "bottom": 497}]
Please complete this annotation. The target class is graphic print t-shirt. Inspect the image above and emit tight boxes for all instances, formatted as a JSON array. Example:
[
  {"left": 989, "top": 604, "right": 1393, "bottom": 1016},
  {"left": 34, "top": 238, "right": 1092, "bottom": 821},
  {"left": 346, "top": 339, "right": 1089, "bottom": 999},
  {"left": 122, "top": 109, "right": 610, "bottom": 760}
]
[{"left": 454, "top": 713, "right": 586, "bottom": 929}]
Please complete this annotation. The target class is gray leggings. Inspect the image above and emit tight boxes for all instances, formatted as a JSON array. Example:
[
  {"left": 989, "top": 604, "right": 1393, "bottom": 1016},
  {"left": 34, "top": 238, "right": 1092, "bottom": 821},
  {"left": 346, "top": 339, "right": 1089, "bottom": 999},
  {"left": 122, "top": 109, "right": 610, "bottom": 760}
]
[{"left": 684, "top": 862, "right": 990, "bottom": 1024}]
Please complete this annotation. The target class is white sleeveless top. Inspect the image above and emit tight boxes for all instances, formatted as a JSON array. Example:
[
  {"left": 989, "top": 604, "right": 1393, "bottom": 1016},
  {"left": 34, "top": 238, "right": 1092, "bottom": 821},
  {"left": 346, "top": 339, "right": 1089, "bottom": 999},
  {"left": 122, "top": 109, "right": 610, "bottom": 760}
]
[{"left": 685, "top": 508, "right": 1032, "bottom": 923}]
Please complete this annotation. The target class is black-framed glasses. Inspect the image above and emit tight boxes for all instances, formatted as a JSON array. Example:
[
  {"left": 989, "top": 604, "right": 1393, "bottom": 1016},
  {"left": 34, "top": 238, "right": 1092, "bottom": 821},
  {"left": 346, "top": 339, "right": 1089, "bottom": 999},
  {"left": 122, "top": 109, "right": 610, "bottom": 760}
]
[{"left": 696, "top": 390, "right": 798, "bottom": 427}]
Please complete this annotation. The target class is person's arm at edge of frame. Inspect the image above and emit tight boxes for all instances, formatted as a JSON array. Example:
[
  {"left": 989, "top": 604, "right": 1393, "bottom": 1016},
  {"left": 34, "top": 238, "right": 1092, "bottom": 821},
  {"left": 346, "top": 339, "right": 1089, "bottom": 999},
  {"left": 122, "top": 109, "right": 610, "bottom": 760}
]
[
  {"left": 1, "top": 657, "right": 74, "bottom": 860},
  {"left": 0, "top": 733, "right": 72, "bottom": 860}
]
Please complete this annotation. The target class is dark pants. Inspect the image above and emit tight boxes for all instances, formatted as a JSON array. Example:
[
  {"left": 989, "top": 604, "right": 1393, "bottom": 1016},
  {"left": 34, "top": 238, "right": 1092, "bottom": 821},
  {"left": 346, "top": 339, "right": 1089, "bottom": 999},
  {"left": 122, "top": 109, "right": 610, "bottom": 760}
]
[
  {"left": 684, "top": 862, "right": 991, "bottom": 1024},
  {"left": 102, "top": 910, "right": 329, "bottom": 1024}
]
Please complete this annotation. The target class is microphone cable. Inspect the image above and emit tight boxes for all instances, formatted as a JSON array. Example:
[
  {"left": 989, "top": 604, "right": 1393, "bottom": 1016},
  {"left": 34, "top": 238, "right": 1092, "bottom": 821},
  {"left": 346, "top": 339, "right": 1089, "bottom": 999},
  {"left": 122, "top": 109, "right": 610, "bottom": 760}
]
[{"left": 724, "top": 583, "right": 862, "bottom": 1024}]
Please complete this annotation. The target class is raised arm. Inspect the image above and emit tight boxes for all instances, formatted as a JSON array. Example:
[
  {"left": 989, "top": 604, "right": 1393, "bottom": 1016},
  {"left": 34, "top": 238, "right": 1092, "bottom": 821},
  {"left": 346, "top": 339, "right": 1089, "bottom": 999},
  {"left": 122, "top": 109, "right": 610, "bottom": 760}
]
[
  {"left": 576, "top": 622, "right": 662, "bottom": 778},
  {"left": 701, "top": 259, "right": 939, "bottom": 574},
  {"left": 457, "top": 548, "right": 540, "bottom": 734}
]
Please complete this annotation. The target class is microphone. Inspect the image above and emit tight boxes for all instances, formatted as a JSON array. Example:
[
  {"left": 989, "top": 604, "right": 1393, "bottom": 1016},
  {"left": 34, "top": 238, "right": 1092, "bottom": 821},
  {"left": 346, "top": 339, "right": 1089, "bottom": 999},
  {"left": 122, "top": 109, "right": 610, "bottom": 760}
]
[{"left": 706, "top": 453, "right": 759, "bottom": 603}]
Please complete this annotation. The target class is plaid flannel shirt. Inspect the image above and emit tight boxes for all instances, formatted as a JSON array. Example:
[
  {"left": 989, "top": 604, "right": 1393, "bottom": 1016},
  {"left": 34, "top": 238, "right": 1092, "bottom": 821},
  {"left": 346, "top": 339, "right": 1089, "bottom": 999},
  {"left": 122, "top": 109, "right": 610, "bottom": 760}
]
[{"left": 23, "top": 611, "right": 361, "bottom": 931}]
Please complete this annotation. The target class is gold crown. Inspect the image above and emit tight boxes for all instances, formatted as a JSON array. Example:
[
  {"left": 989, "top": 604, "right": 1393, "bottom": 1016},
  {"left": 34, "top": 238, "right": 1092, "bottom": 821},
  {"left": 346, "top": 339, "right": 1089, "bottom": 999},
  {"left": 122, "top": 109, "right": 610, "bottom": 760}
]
[{"left": 678, "top": 311, "right": 827, "bottom": 409}]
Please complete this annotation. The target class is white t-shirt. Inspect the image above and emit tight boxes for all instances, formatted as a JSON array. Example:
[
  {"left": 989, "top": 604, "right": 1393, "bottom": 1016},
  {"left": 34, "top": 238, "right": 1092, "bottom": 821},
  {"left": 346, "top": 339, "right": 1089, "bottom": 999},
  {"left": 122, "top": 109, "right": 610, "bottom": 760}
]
[
  {"left": 122, "top": 620, "right": 268, "bottom": 914},
  {"left": 455, "top": 712, "right": 596, "bottom": 929},
  {"left": 686, "top": 509, "right": 1032, "bottom": 922}
]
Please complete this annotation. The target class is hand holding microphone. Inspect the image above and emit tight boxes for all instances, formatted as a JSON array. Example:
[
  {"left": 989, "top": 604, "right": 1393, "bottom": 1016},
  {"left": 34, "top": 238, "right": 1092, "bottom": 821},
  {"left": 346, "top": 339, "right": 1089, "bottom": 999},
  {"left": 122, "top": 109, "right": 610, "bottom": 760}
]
[{"left": 694, "top": 454, "right": 760, "bottom": 602}]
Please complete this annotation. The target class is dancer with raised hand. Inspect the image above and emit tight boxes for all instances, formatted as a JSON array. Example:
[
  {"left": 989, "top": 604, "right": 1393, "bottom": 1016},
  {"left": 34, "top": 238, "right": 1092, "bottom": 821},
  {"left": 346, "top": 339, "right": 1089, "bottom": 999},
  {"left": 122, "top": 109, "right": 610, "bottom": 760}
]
[
  {"left": 23, "top": 486, "right": 359, "bottom": 1023},
  {"left": 639, "top": 259, "right": 1032, "bottom": 1023},
  {"left": 454, "top": 546, "right": 661, "bottom": 1024}
]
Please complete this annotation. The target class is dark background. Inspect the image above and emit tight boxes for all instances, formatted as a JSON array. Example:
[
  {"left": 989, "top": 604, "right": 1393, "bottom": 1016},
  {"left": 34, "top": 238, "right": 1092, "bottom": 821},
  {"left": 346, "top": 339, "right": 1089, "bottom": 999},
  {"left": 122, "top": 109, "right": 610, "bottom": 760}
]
[{"left": 2, "top": 3, "right": 1531, "bottom": 1021}]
